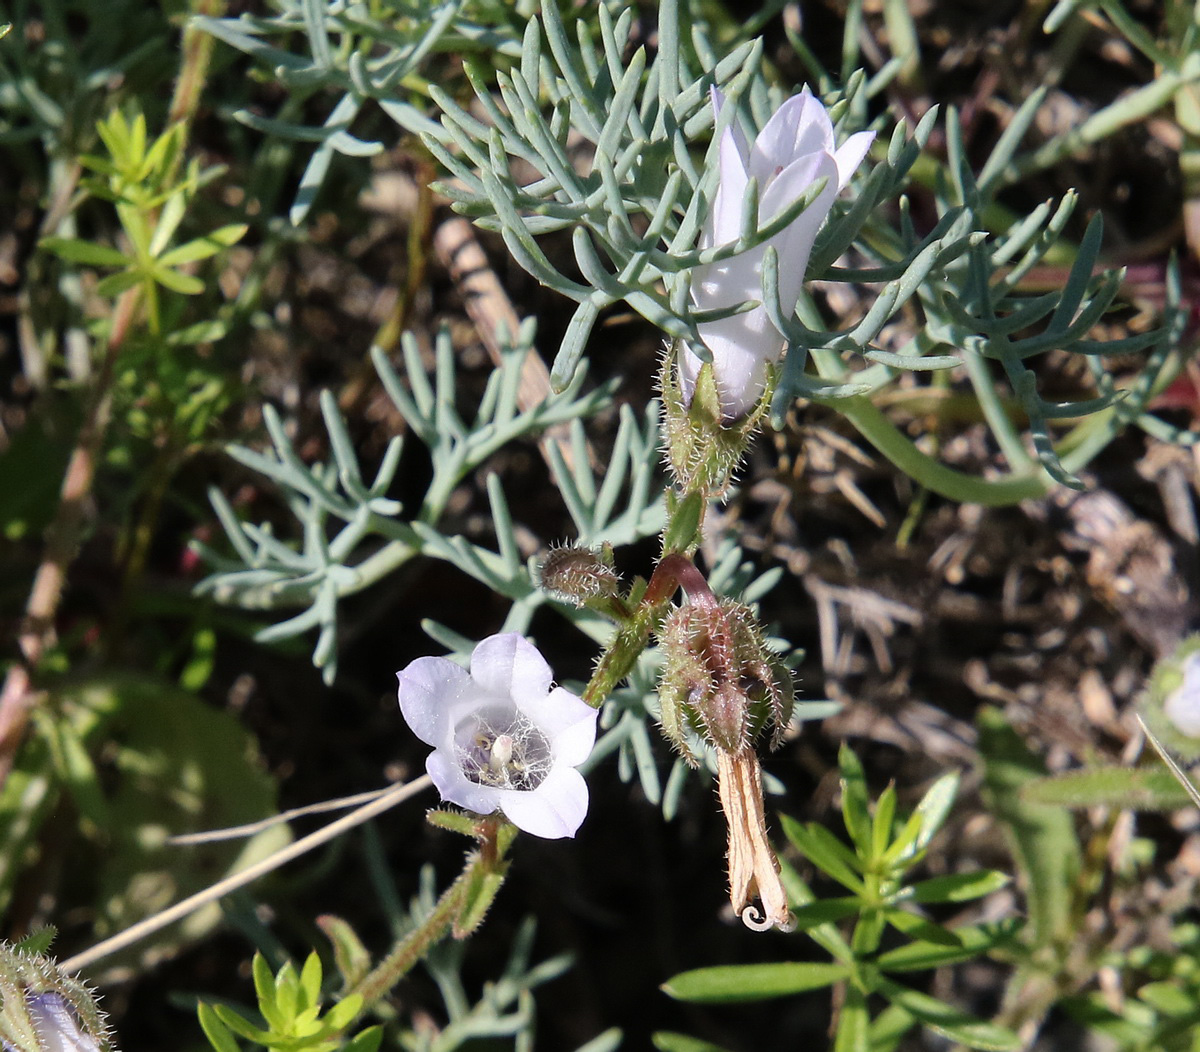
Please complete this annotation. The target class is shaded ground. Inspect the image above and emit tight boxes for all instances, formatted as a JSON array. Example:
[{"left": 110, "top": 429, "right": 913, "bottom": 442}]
[{"left": 3, "top": 1, "right": 1200, "bottom": 1050}]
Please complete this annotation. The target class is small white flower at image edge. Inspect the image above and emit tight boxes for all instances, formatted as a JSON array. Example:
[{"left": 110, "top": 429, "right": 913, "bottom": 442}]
[
  {"left": 397, "top": 633, "right": 598, "bottom": 839},
  {"left": 681, "top": 86, "right": 875, "bottom": 420},
  {"left": 1164, "top": 650, "right": 1200, "bottom": 738},
  {"left": 6, "top": 992, "right": 103, "bottom": 1052}
]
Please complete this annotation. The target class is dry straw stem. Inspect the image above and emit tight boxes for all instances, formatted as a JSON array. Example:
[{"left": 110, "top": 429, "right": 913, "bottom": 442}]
[{"left": 58, "top": 776, "right": 432, "bottom": 974}]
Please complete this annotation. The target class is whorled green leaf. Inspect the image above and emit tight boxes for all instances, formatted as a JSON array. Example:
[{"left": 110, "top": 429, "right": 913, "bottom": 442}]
[
  {"left": 39, "top": 237, "right": 131, "bottom": 267},
  {"left": 875, "top": 920, "right": 1021, "bottom": 973},
  {"left": 878, "top": 979, "right": 1021, "bottom": 1051},
  {"left": 883, "top": 909, "right": 962, "bottom": 948},
  {"left": 662, "top": 961, "right": 852, "bottom": 1004},
  {"left": 156, "top": 223, "right": 248, "bottom": 266},
  {"left": 838, "top": 743, "right": 873, "bottom": 856},
  {"left": 789, "top": 898, "right": 862, "bottom": 930},
  {"left": 341, "top": 1027, "right": 384, "bottom": 1052},
  {"left": 906, "top": 869, "right": 1010, "bottom": 904},
  {"left": 94, "top": 269, "right": 144, "bottom": 298},
  {"left": 833, "top": 983, "right": 870, "bottom": 1052},
  {"left": 868, "top": 1002, "right": 916, "bottom": 1052},
  {"left": 317, "top": 915, "right": 373, "bottom": 990},
  {"left": 197, "top": 1002, "right": 242, "bottom": 1052},
  {"left": 152, "top": 264, "right": 206, "bottom": 295},
  {"left": 780, "top": 815, "right": 865, "bottom": 893}
]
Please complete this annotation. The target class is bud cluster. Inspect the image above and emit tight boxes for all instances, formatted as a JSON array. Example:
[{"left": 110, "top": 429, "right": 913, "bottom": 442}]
[{"left": 657, "top": 597, "right": 793, "bottom": 763}]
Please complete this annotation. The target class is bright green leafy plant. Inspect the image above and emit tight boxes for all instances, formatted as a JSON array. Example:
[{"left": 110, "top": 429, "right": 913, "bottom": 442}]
[{"left": 661, "top": 745, "right": 1020, "bottom": 1052}]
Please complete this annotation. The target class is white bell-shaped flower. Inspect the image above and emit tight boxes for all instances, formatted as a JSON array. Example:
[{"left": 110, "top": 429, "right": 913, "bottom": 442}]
[
  {"left": 1165, "top": 651, "right": 1200, "bottom": 738},
  {"left": 397, "top": 633, "right": 598, "bottom": 839},
  {"left": 681, "top": 87, "right": 875, "bottom": 419}
]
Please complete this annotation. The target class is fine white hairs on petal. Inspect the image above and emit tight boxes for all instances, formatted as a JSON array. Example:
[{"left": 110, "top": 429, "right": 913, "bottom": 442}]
[{"left": 397, "top": 633, "right": 598, "bottom": 839}]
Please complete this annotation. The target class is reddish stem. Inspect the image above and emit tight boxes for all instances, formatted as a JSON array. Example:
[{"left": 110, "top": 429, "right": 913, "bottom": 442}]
[{"left": 643, "top": 553, "right": 717, "bottom": 611}]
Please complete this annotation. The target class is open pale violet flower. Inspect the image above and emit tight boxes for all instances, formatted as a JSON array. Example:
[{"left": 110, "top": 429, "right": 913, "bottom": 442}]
[
  {"left": 1165, "top": 650, "right": 1200, "bottom": 737},
  {"left": 397, "top": 633, "right": 598, "bottom": 839},
  {"left": 680, "top": 87, "right": 875, "bottom": 420},
  {"left": 1, "top": 993, "right": 102, "bottom": 1052}
]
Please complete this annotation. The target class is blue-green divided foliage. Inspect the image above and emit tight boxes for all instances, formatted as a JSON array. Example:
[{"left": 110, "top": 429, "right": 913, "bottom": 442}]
[
  {"left": 427, "top": 0, "right": 1187, "bottom": 500},
  {"left": 0, "top": 0, "right": 171, "bottom": 156},
  {"left": 662, "top": 745, "right": 1020, "bottom": 1052},
  {"left": 196, "top": 321, "right": 630, "bottom": 683},
  {"left": 427, "top": 0, "right": 789, "bottom": 386},
  {"left": 193, "top": 0, "right": 532, "bottom": 223}
]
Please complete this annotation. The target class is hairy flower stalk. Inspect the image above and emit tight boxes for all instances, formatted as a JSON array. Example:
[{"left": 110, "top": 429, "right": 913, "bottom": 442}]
[
  {"left": 397, "top": 633, "right": 598, "bottom": 839},
  {"left": 655, "top": 562, "right": 795, "bottom": 930},
  {"left": 679, "top": 87, "right": 874, "bottom": 420}
]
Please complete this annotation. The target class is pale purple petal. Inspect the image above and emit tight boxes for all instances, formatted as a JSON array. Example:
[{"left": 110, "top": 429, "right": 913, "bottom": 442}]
[
  {"left": 27, "top": 994, "right": 100, "bottom": 1052},
  {"left": 705, "top": 124, "right": 752, "bottom": 249},
  {"left": 1165, "top": 652, "right": 1200, "bottom": 737},
  {"left": 683, "top": 308, "right": 776, "bottom": 420},
  {"left": 709, "top": 86, "right": 751, "bottom": 164},
  {"left": 833, "top": 130, "right": 875, "bottom": 190},
  {"left": 397, "top": 656, "right": 473, "bottom": 748},
  {"left": 760, "top": 150, "right": 840, "bottom": 315},
  {"left": 470, "top": 633, "right": 552, "bottom": 701},
  {"left": 747, "top": 87, "right": 832, "bottom": 185},
  {"left": 426, "top": 750, "right": 501, "bottom": 815},
  {"left": 498, "top": 766, "right": 589, "bottom": 838},
  {"left": 514, "top": 685, "right": 597, "bottom": 765},
  {"left": 759, "top": 150, "right": 830, "bottom": 222},
  {"left": 398, "top": 632, "right": 597, "bottom": 838},
  {"left": 692, "top": 241, "right": 766, "bottom": 312},
  {"left": 684, "top": 86, "right": 871, "bottom": 418}
]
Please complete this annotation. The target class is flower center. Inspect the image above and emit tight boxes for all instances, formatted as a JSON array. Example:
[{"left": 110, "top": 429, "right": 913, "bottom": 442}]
[{"left": 453, "top": 704, "right": 552, "bottom": 791}]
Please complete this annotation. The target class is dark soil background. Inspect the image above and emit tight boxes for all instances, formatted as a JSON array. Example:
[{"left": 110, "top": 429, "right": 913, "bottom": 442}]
[{"left": 3, "top": 0, "right": 1200, "bottom": 1050}]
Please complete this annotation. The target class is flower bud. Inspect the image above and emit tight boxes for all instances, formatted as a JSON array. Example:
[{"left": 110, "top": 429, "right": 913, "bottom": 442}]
[
  {"left": 682, "top": 86, "right": 874, "bottom": 421},
  {"left": 657, "top": 598, "right": 792, "bottom": 761},
  {"left": 0, "top": 943, "right": 111, "bottom": 1052},
  {"left": 660, "top": 345, "right": 770, "bottom": 499},
  {"left": 538, "top": 543, "right": 621, "bottom": 608}
]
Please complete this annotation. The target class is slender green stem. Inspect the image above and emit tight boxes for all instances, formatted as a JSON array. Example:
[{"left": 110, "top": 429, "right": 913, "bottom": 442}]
[
  {"left": 1010, "top": 65, "right": 1200, "bottom": 183},
  {"left": 581, "top": 553, "right": 708, "bottom": 707},
  {"left": 349, "top": 821, "right": 514, "bottom": 1012},
  {"left": 830, "top": 395, "right": 1052, "bottom": 506},
  {"left": 349, "top": 876, "right": 470, "bottom": 1010},
  {"left": 962, "top": 348, "right": 1035, "bottom": 472}
]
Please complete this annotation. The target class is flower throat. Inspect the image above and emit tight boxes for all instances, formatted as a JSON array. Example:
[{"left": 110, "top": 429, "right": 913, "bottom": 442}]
[{"left": 454, "top": 705, "right": 552, "bottom": 791}]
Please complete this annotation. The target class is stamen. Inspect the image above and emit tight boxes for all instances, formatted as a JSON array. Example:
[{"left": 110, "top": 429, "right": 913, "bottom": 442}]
[
  {"left": 491, "top": 733, "right": 514, "bottom": 768},
  {"left": 454, "top": 707, "right": 553, "bottom": 792}
]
